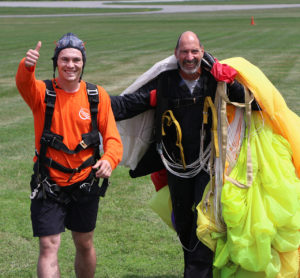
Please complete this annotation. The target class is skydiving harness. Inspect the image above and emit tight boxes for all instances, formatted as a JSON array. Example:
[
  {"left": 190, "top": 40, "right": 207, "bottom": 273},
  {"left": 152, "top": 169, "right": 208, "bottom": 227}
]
[
  {"left": 157, "top": 96, "right": 218, "bottom": 179},
  {"left": 153, "top": 72, "right": 211, "bottom": 179},
  {"left": 156, "top": 81, "right": 254, "bottom": 188},
  {"left": 30, "top": 80, "right": 109, "bottom": 204}
]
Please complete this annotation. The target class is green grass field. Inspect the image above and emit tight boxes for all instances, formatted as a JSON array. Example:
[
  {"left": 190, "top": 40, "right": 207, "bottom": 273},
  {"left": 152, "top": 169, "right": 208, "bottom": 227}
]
[{"left": 0, "top": 3, "right": 300, "bottom": 278}]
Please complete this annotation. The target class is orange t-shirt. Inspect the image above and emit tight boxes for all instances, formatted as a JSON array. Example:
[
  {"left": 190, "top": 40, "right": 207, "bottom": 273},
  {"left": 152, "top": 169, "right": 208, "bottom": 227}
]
[{"left": 16, "top": 58, "right": 123, "bottom": 186}]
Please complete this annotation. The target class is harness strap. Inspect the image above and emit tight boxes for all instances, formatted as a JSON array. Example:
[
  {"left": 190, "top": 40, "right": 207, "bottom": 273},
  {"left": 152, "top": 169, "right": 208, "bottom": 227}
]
[
  {"left": 156, "top": 71, "right": 213, "bottom": 177},
  {"left": 42, "top": 155, "right": 95, "bottom": 174},
  {"left": 161, "top": 110, "right": 186, "bottom": 169},
  {"left": 41, "top": 129, "right": 100, "bottom": 155},
  {"left": 86, "top": 82, "right": 100, "bottom": 161},
  {"left": 203, "top": 96, "right": 219, "bottom": 158},
  {"left": 44, "top": 80, "right": 56, "bottom": 130},
  {"left": 169, "top": 96, "right": 203, "bottom": 108},
  {"left": 39, "top": 82, "right": 100, "bottom": 156},
  {"left": 224, "top": 86, "right": 254, "bottom": 189},
  {"left": 39, "top": 80, "right": 56, "bottom": 169},
  {"left": 39, "top": 80, "right": 100, "bottom": 178},
  {"left": 86, "top": 83, "right": 99, "bottom": 129},
  {"left": 30, "top": 170, "right": 108, "bottom": 204},
  {"left": 216, "top": 82, "right": 254, "bottom": 188}
]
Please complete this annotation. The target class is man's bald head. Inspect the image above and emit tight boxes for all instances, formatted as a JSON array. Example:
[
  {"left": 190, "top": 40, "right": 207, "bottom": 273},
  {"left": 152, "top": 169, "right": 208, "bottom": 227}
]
[
  {"left": 174, "top": 31, "right": 204, "bottom": 76},
  {"left": 175, "top": 31, "right": 202, "bottom": 50}
]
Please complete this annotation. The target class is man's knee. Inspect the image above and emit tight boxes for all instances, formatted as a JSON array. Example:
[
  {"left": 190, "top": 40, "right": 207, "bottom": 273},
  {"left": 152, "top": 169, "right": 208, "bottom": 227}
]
[
  {"left": 72, "top": 231, "right": 94, "bottom": 253},
  {"left": 39, "top": 234, "right": 61, "bottom": 256}
]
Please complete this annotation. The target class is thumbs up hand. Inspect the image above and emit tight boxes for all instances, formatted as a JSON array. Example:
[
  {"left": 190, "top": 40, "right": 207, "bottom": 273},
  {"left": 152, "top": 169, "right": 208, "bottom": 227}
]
[{"left": 25, "top": 41, "right": 42, "bottom": 68}]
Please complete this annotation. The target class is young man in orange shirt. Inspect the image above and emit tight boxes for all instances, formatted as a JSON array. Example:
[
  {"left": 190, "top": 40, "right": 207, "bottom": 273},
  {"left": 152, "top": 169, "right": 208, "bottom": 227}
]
[{"left": 16, "top": 33, "right": 123, "bottom": 278}]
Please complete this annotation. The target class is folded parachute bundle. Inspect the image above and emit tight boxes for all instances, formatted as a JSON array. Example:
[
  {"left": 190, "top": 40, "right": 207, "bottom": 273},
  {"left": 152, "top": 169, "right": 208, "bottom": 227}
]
[{"left": 196, "top": 57, "right": 300, "bottom": 278}]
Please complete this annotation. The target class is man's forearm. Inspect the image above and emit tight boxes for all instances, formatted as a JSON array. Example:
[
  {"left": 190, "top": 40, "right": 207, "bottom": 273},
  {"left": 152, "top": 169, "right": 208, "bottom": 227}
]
[{"left": 110, "top": 83, "right": 156, "bottom": 121}]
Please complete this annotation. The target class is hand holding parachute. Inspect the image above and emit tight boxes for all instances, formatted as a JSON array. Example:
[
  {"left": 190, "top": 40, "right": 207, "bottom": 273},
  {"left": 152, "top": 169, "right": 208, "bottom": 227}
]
[{"left": 202, "top": 51, "right": 237, "bottom": 84}]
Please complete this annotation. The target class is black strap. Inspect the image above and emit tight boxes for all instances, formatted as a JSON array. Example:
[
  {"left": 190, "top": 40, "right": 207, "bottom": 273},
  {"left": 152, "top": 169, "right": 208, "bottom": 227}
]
[
  {"left": 86, "top": 82, "right": 100, "bottom": 160},
  {"left": 155, "top": 72, "right": 169, "bottom": 143},
  {"left": 169, "top": 96, "right": 203, "bottom": 108},
  {"left": 31, "top": 171, "right": 109, "bottom": 203},
  {"left": 42, "top": 155, "right": 95, "bottom": 174},
  {"left": 38, "top": 80, "right": 101, "bottom": 178},
  {"left": 40, "top": 129, "right": 100, "bottom": 155},
  {"left": 43, "top": 80, "right": 56, "bottom": 130},
  {"left": 98, "top": 178, "right": 109, "bottom": 197},
  {"left": 86, "top": 82, "right": 99, "bottom": 131},
  {"left": 38, "top": 80, "right": 56, "bottom": 171}
]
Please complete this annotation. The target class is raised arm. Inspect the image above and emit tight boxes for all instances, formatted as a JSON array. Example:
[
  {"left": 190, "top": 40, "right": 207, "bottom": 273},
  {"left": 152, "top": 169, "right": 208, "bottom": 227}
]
[{"left": 15, "top": 41, "right": 45, "bottom": 110}]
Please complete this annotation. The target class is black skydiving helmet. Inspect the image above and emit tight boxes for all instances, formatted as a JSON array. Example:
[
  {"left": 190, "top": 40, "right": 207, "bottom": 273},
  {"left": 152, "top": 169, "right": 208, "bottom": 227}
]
[{"left": 52, "top": 32, "right": 86, "bottom": 81}]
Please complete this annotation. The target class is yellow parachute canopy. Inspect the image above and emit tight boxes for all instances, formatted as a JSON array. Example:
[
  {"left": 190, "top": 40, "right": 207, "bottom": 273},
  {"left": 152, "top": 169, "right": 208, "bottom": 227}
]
[{"left": 222, "top": 57, "right": 300, "bottom": 178}]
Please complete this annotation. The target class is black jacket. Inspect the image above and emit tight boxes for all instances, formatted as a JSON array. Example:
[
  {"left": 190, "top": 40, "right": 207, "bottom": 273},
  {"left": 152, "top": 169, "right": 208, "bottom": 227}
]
[{"left": 110, "top": 67, "right": 258, "bottom": 176}]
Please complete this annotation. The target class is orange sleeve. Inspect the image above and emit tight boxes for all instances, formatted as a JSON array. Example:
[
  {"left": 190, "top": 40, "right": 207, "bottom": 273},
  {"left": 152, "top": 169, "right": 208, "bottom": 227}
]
[
  {"left": 15, "top": 57, "right": 45, "bottom": 111},
  {"left": 97, "top": 86, "right": 123, "bottom": 170},
  {"left": 15, "top": 58, "right": 47, "bottom": 160}
]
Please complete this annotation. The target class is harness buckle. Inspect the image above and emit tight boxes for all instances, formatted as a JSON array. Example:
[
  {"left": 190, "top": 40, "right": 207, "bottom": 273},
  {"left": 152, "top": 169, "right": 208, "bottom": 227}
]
[
  {"left": 79, "top": 140, "right": 88, "bottom": 149},
  {"left": 30, "top": 183, "right": 41, "bottom": 199},
  {"left": 87, "top": 89, "right": 98, "bottom": 96},
  {"left": 40, "top": 136, "right": 47, "bottom": 144},
  {"left": 50, "top": 136, "right": 57, "bottom": 147},
  {"left": 46, "top": 88, "right": 56, "bottom": 97},
  {"left": 67, "top": 168, "right": 80, "bottom": 182},
  {"left": 79, "top": 182, "right": 92, "bottom": 192}
]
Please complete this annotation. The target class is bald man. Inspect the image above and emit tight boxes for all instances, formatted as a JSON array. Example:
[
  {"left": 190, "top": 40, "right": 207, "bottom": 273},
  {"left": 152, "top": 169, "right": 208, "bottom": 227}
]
[{"left": 111, "top": 31, "right": 247, "bottom": 277}]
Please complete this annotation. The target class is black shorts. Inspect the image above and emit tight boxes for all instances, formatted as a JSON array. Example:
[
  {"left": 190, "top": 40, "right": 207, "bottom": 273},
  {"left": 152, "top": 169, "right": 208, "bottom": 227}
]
[{"left": 30, "top": 187, "right": 100, "bottom": 237}]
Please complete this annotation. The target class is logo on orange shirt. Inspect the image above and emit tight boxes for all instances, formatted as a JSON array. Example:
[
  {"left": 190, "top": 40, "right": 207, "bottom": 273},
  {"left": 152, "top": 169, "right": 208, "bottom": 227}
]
[{"left": 79, "top": 108, "right": 91, "bottom": 120}]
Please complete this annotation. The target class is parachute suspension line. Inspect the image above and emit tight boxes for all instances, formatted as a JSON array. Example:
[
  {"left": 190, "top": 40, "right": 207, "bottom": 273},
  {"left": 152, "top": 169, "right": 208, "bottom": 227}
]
[
  {"left": 158, "top": 96, "right": 220, "bottom": 179},
  {"left": 159, "top": 141, "right": 211, "bottom": 179},
  {"left": 226, "top": 108, "right": 245, "bottom": 171},
  {"left": 213, "top": 83, "right": 228, "bottom": 229},
  {"left": 158, "top": 108, "right": 211, "bottom": 179},
  {"left": 178, "top": 237, "right": 201, "bottom": 253},
  {"left": 222, "top": 86, "right": 255, "bottom": 189},
  {"left": 212, "top": 82, "right": 256, "bottom": 229}
]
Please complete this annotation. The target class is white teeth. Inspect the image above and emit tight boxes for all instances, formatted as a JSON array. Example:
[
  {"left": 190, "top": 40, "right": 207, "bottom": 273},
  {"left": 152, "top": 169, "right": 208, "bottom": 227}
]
[{"left": 184, "top": 61, "right": 196, "bottom": 65}]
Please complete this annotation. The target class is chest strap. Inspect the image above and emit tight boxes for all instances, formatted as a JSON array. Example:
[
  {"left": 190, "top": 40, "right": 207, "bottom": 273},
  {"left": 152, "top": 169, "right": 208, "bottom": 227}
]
[
  {"left": 38, "top": 80, "right": 100, "bottom": 180},
  {"left": 168, "top": 96, "right": 203, "bottom": 109}
]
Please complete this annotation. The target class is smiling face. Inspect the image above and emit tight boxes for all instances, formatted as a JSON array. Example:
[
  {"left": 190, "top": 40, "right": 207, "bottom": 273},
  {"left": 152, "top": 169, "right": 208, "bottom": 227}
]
[
  {"left": 175, "top": 32, "right": 204, "bottom": 75},
  {"left": 56, "top": 48, "right": 83, "bottom": 84}
]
